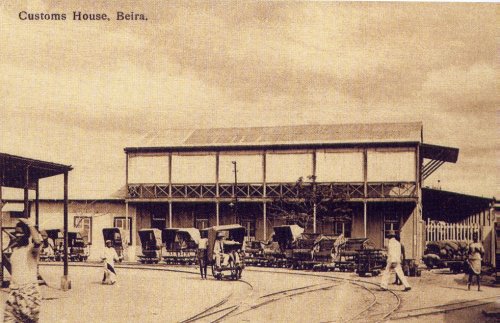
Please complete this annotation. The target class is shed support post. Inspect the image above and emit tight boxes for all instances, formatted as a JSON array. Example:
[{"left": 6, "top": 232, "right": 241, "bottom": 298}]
[
  {"left": 216, "top": 202, "right": 220, "bottom": 226},
  {"left": 0, "top": 186, "right": 3, "bottom": 286},
  {"left": 61, "top": 171, "right": 71, "bottom": 291},
  {"left": 35, "top": 180, "right": 40, "bottom": 229},
  {"left": 169, "top": 202, "right": 173, "bottom": 228}
]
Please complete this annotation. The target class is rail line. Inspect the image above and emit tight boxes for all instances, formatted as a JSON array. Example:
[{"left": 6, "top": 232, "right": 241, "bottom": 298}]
[{"left": 39, "top": 262, "right": 497, "bottom": 322}]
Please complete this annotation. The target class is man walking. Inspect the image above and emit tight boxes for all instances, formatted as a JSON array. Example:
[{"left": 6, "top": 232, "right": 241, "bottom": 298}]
[
  {"left": 380, "top": 230, "right": 411, "bottom": 291},
  {"left": 4, "top": 219, "right": 42, "bottom": 322},
  {"left": 101, "top": 240, "right": 122, "bottom": 285}
]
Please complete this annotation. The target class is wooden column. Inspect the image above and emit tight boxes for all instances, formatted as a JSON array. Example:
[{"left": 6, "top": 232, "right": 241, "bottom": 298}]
[
  {"left": 169, "top": 202, "right": 173, "bottom": 228},
  {"left": 61, "top": 171, "right": 71, "bottom": 290},
  {"left": 0, "top": 185, "right": 3, "bottom": 285},
  {"left": 312, "top": 150, "right": 317, "bottom": 234},
  {"left": 24, "top": 167, "right": 29, "bottom": 218},
  {"left": 35, "top": 180, "right": 40, "bottom": 229},
  {"left": 363, "top": 149, "right": 368, "bottom": 238},
  {"left": 168, "top": 153, "right": 173, "bottom": 228},
  {"left": 216, "top": 152, "right": 219, "bottom": 226},
  {"left": 262, "top": 151, "right": 267, "bottom": 239}
]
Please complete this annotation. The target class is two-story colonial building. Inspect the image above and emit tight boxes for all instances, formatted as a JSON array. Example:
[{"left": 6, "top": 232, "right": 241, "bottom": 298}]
[{"left": 123, "top": 122, "right": 458, "bottom": 261}]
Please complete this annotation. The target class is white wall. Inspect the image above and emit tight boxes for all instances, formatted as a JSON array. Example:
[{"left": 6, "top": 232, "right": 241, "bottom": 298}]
[
  {"left": 128, "top": 154, "right": 169, "bottom": 183},
  {"left": 266, "top": 153, "right": 313, "bottom": 182},
  {"left": 219, "top": 154, "right": 263, "bottom": 183},
  {"left": 367, "top": 150, "right": 416, "bottom": 182},
  {"left": 316, "top": 151, "right": 363, "bottom": 182},
  {"left": 171, "top": 154, "right": 216, "bottom": 183}
]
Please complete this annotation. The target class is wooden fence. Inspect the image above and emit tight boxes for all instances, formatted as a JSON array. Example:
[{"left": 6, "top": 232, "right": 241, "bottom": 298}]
[{"left": 426, "top": 219, "right": 482, "bottom": 242}]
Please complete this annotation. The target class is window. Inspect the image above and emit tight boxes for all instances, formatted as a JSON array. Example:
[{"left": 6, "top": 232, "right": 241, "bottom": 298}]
[
  {"left": 114, "top": 217, "right": 133, "bottom": 245},
  {"left": 195, "top": 219, "right": 209, "bottom": 231},
  {"left": 241, "top": 219, "right": 256, "bottom": 240},
  {"left": 332, "top": 221, "right": 351, "bottom": 238},
  {"left": 74, "top": 216, "right": 92, "bottom": 244}
]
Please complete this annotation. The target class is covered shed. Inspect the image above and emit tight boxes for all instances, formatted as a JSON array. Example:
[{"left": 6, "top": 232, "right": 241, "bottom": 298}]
[{"left": 0, "top": 153, "right": 73, "bottom": 290}]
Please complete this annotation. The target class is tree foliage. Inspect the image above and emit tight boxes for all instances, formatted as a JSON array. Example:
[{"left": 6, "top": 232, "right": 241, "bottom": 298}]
[{"left": 265, "top": 175, "right": 352, "bottom": 230}]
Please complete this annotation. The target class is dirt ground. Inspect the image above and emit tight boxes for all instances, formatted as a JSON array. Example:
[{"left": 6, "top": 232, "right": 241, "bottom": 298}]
[{"left": 0, "top": 264, "right": 497, "bottom": 323}]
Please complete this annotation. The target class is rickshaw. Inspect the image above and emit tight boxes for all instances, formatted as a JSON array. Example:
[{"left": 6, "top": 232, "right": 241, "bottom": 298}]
[
  {"left": 162, "top": 228, "right": 200, "bottom": 265},
  {"left": 291, "top": 233, "right": 322, "bottom": 269},
  {"left": 206, "top": 224, "right": 246, "bottom": 280},
  {"left": 103, "top": 227, "right": 126, "bottom": 258},
  {"left": 312, "top": 234, "right": 341, "bottom": 271},
  {"left": 51, "top": 230, "right": 88, "bottom": 261},
  {"left": 39, "top": 229, "right": 61, "bottom": 261},
  {"left": 334, "top": 237, "right": 370, "bottom": 272},
  {"left": 262, "top": 240, "right": 285, "bottom": 267},
  {"left": 244, "top": 240, "right": 265, "bottom": 266},
  {"left": 273, "top": 224, "right": 305, "bottom": 268},
  {"left": 138, "top": 228, "right": 162, "bottom": 264},
  {"left": 68, "top": 231, "right": 89, "bottom": 262}
]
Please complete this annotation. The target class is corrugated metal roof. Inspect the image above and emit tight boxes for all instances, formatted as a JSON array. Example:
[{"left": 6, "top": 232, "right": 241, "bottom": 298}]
[{"left": 132, "top": 122, "right": 423, "bottom": 148}]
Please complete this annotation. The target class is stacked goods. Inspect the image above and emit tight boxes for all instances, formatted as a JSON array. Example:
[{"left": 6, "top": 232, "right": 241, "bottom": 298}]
[{"left": 423, "top": 240, "right": 469, "bottom": 269}]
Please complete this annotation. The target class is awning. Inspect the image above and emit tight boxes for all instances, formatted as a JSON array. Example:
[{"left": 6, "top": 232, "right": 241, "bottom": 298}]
[
  {"left": 421, "top": 144, "right": 459, "bottom": 180},
  {"left": 1, "top": 203, "right": 24, "bottom": 212},
  {"left": 421, "top": 144, "right": 459, "bottom": 163}
]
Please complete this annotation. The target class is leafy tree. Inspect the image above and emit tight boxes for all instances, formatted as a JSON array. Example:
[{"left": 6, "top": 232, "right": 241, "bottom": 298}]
[{"left": 265, "top": 175, "right": 352, "bottom": 231}]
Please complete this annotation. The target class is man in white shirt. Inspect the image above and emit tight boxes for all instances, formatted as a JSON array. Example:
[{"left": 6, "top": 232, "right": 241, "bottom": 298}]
[
  {"left": 213, "top": 232, "right": 228, "bottom": 268},
  {"left": 101, "top": 240, "right": 122, "bottom": 285},
  {"left": 380, "top": 230, "right": 411, "bottom": 291}
]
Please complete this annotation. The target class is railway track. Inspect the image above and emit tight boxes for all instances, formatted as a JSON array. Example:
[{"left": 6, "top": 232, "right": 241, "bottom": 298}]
[{"left": 39, "top": 262, "right": 498, "bottom": 322}]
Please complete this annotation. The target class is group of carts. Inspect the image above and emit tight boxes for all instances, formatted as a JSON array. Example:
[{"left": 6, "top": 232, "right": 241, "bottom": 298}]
[
  {"left": 39, "top": 229, "right": 89, "bottom": 262},
  {"left": 137, "top": 224, "right": 246, "bottom": 280},
  {"left": 134, "top": 224, "right": 388, "bottom": 278},
  {"left": 33, "top": 223, "right": 407, "bottom": 279},
  {"left": 244, "top": 225, "right": 388, "bottom": 276}
]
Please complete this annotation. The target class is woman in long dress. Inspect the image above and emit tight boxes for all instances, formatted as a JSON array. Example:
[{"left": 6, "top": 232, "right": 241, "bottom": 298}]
[{"left": 466, "top": 232, "right": 485, "bottom": 291}]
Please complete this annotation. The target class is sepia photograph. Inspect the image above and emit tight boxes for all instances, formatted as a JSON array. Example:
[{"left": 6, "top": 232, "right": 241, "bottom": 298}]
[{"left": 0, "top": 1, "right": 498, "bottom": 322}]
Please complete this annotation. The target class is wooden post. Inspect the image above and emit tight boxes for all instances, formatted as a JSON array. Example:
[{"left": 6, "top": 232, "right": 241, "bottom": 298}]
[
  {"left": 216, "top": 202, "right": 219, "bottom": 226},
  {"left": 363, "top": 149, "right": 368, "bottom": 238},
  {"left": 61, "top": 171, "right": 71, "bottom": 291},
  {"left": 35, "top": 180, "right": 40, "bottom": 229},
  {"left": 263, "top": 202, "right": 267, "bottom": 240},
  {"left": 312, "top": 150, "right": 317, "bottom": 234},
  {"left": 168, "top": 202, "right": 172, "bottom": 228},
  {"left": 0, "top": 185, "right": 3, "bottom": 286},
  {"left": 262, "top": 151, "right": 266, "bottom": 239},
  {"left": 24, "top": 167, "right": 29, "bottom": 219}
]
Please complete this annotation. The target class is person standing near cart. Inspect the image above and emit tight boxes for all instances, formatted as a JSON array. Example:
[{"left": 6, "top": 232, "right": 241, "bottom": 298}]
[
  {"left": 466, "top": 232, "right": 484, "bottom": 291},
  {"left": 380, "top": 230, "right": 411, "bottom": 291},
  {"left": 101, "top": 240, "right": 122, "bottom": 285},
  {"left": 4, "top": 219, "right": 43, "bottom": 323},
  {"left": 197, "top": 237, "right": 208, "bottom": 279}
]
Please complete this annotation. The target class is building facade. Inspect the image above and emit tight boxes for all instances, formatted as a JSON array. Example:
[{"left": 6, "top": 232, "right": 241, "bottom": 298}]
[{"left": 124, "top": 122, "right": 458, "bottom": 260}]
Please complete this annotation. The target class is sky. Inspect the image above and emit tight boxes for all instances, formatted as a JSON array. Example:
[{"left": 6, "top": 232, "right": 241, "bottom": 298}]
[{"left": 0, "top": 1, "right": 497, "bottom": 199}]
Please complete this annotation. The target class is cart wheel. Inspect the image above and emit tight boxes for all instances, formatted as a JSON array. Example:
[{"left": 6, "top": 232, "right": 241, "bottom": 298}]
[{"left": 211, "top": 264, "right": 218, "bottom": 279}]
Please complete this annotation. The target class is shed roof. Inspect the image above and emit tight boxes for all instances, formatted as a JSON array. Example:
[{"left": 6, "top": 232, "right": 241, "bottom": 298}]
[
  {"left": 126, "top": 122, "right": 423, "bottom": 152},
  {"left": 0, "top": 153, "right": 72, "bottom": 189},
  {"left": 422, "top": 188, "right": 494, "bottom": 222}
]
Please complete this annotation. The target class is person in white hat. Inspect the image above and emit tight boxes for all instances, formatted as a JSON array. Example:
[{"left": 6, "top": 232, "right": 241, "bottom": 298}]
[
  {"left": 213, "top": 232, "right": 228, "bottom": 268},
  {"left": 101, "top": 240, "right": 122, "bottom": 285},
  {"left": 380, "top": 230, "right": 411, "bottom": 291}
]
